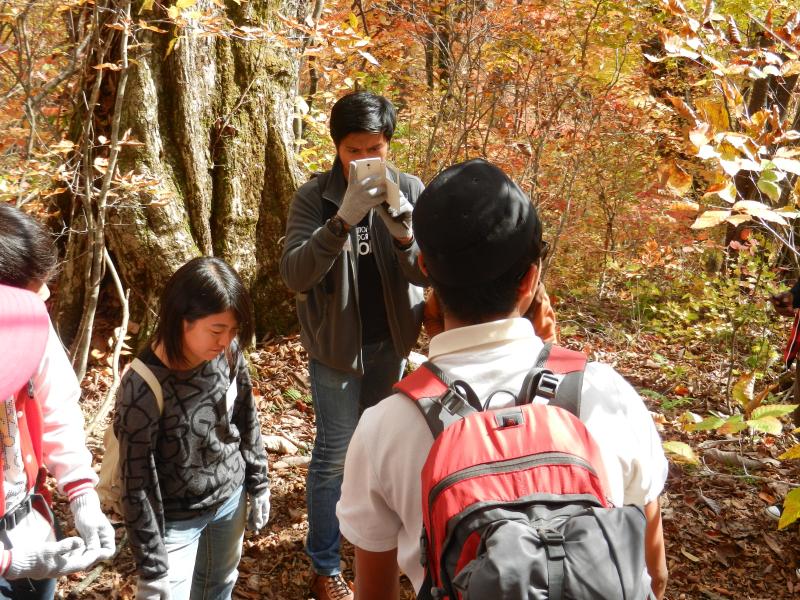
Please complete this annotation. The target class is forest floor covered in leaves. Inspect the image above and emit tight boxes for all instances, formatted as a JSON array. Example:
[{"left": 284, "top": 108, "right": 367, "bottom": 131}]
[{"left": 53, "top": 300, "right": 800, "bottom": 599}]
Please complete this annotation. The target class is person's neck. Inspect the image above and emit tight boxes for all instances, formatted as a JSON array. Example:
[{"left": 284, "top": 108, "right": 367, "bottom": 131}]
[{"left": 152, "top": 343, "right": 203, "bottom": 371}]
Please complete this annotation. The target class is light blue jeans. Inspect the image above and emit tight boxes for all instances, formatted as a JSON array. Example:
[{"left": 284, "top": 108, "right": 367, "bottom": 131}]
[
  {"left": 305, "top": 339, "right": 405, "bottom": 575},
  {"left": 164, "top": 484, "right": 246, "bottom": 600}
]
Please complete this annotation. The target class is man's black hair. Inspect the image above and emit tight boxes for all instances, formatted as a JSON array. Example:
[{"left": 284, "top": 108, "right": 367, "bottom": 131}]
[
  {"left": 0, "top": 204, "right": 58, "bottom": 289},
  {"left": 433, "top": 246, "right": 543, "bottom": 325},
  {"left": 329, "top": 91, "right": 396, "bottom": 146}
]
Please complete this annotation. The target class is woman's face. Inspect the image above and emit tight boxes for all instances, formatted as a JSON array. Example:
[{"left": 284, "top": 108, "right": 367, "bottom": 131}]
[{"left": 182, "top": 309, "right": 239, "bottom": 368}]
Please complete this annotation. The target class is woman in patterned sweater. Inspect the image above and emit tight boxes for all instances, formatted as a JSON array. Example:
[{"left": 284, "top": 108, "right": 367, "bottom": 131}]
[{"left": 114, "top": 257, "right": 270, "bottom": 600}]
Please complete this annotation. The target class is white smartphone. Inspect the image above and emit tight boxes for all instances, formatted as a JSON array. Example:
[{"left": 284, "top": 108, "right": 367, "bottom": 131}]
[
  {"left": 350, "top": 158, "right": 401, "bottom": 211},
  {"left": 351, "top": 157, "right": 384, "bottom": 181}
]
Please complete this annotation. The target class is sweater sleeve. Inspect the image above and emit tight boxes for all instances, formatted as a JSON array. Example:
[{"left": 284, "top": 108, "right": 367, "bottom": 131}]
[
  {"left": 231, "top": 352, "right": 270, "bottom": 497},
  {"left": 114, "top": 372, "right": 168, "bottom": 580},
  {"left": 280, "top": 179, "right": 350, "bottom": 294}
]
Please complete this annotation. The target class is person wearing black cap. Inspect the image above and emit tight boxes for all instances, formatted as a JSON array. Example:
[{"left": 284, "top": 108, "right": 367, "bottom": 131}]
[
  {"left": 336, "top": 159, "right": 669, "bottom": 599},
  {"left": 280, "top": 91, "right": 426, "bottom": 600}
]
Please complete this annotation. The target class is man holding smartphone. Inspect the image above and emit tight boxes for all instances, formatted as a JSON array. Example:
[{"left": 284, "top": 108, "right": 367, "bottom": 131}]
[{"left": 280, "top": 91, "right": 426, "bottom": 600}]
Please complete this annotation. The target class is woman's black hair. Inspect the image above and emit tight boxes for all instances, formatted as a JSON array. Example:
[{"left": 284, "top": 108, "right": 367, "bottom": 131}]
[
  {"left": 153, "top": 256, "right": 254, "bottom": 367},
  {"left": 0, "top": 204, "right": 58, "bottom": 289},
  {"left": 329, "top": 91, "right": 396, "bottom": 146}
]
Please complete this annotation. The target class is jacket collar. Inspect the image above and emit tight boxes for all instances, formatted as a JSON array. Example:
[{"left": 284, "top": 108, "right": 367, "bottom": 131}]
[{"left": 321, "top": 157, "right": 348, "bottom": 207}]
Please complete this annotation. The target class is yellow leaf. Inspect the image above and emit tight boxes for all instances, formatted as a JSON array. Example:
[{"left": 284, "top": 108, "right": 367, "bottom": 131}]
[
  {"left": 93, "top": 62, "right": 122, "bottom": 71},
  {"left": 775, "top": 147, "right": 800, "bottom": 159},
  {"left": 732, "top": 371, "right": 755, "bottom": 405},
  {"left": 778, "top": 444, "right": 800, "bottom": 461},
  {"left": 668, "top": 200, "right": 699, "bottom": 212},
  {"left": 689, "top": 123, "right": 712, "bottom": 148},
  {"left": 663, "top": 441, "right": 699, "bottom": 464},
  {"left": 732, "top": 200, "right": 788, "bottom": 225},
  {"left": 745, "top": 416, "right": 783, "bottom": 436},
  {"left": 165, "top": 36, "right": 179, "bottom": 57},
  {"left": 725, "top": 214, "right": 750, "bottom": 226},
  {"left": 696, "top": 98, "right": 730, "bottom": 130},
  {"left": 175, "top": 0, "right": 197, "bottom": 8},
  {"left": 778, "top": 488, "right": 800, "bottom": 529},
  {"left": 139, "top": 0, "right": 154, "bottom": 12},
  {"left": 781, "top": 59, "right": 800, "bottom": 77},
  {"left": 773, "top": 157, "right": 800, "bottom": 176},
  {"left": 691, "top": 210, "right": 731, "bottom": 229},
  {"left": 167, "top": 5, "right": 179, "bottom": 20},
  {"left": 348, "top": 12, "right": 358, "bottom": 30},
  {"left": 666, "top": 164, "right": 692, "bottom": 195}
]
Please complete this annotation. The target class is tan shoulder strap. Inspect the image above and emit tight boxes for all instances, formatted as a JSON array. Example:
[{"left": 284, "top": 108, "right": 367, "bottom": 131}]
[{"left": 130, "top": 357, "right": 164, "bottom": 414}]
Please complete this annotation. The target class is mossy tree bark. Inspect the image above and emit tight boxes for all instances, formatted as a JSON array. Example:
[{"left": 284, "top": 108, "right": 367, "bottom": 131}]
[{"left": 55, "top": 0, "right": 303, "bottom": 348}]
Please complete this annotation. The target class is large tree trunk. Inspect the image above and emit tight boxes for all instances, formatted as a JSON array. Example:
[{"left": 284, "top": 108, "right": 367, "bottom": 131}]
[{"left": 55, "top": 0, "right": 304, "bottom": 346}]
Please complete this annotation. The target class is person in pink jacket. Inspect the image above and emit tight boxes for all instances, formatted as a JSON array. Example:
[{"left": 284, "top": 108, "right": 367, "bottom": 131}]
[{"left": 0, "top": 205, "right": 115, "bottom": 599}]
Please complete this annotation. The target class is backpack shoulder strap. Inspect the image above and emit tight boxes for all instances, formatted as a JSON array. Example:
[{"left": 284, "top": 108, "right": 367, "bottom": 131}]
[
  {"left": 518, "top": 343, "right": 587, "bottom": 416},
  {"left": 393, "top": 362, "right": 479, "bottom": 439},
  {"left": 130, "top": 358, "right": 164, "bottom": 414}
]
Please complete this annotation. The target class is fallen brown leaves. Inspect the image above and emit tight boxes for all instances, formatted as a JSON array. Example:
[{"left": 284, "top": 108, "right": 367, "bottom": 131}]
[{"left": 57, "top": 319, "right": 800, "bottom": 599}]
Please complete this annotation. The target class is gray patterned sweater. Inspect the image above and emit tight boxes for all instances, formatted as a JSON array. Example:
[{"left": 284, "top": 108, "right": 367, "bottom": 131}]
[{"left": 114, "top": 345, "right": 269, "bottom": 580}]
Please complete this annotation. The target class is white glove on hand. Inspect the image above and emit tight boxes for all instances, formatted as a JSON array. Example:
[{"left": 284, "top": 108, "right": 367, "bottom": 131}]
[
  {"left": 136, "top": 575, "right": 172, "bottom": 600},
  {"left": 336, "top": 164, "right": 387, "bottom": 226},
  {"left": 70, "top": 490, "right": 116, "bottom": 561},
  {"left": 376, "top": 190, "right": 413, "bottom": 241},
  {"left": 4, "top": 537, "right": 91, "bottom": 580},
  {"left": 247, "top": 489, "right": 271, "bottom": 532}
]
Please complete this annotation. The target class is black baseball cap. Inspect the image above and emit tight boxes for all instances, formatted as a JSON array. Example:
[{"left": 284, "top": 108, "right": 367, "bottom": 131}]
[{"left": 413, "top": 159, "right": 542, "bottom": 287}]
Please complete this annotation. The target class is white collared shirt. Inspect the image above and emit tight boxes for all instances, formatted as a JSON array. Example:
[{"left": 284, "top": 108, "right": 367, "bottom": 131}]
[{"left": 337, "top": 317, "right": 668, "bottom": 592}]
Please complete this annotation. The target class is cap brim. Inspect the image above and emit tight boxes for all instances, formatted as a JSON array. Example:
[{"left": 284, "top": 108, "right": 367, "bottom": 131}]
[{"left": 0, "top": 285, "right": 49, "bottom": 400}]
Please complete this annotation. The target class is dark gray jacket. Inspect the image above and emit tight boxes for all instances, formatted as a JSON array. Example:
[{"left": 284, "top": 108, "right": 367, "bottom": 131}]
[{"left": 280, "top": 160, "right": 426, "bottom": 374}]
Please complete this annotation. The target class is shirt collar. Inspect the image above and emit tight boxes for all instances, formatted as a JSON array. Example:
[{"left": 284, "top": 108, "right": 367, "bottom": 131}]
[{"left": 428, "top": 317, "right": 537, "bottom": 360}]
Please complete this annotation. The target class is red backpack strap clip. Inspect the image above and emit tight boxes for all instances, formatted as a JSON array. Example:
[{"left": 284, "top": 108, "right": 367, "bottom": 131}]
[{"left": 393, "top": 362, "right": 479, "bottom": 439}]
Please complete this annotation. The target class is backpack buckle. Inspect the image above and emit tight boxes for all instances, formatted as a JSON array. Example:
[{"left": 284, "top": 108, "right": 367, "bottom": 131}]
[
  {"left": 439, "top": 389, "right": 468, "bottom": 415},
  {"left": 538, "top": 528, "right": 565, "bottom": 545},
  {"left": 535, "top": 372, "right": 559, "bottom": 400}
]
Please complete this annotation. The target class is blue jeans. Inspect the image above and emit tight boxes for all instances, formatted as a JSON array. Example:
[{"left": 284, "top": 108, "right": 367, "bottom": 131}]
[
  {"left": 305, "top": 339, "right": 405, "bottom": 575},
  {"left": 164, "top": 484, "right": 246, "bottom": 600}
]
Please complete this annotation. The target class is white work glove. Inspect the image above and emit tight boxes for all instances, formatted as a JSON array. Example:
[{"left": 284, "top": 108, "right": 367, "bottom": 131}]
[
  {"left": 70, "top": 490, "right": 116, "bottom": 561},
  {"left": 336, "top": 164, "right": 387, "bottom": 227},
  {"left": 247, "top": 489, "right": 271, "bottom": 532},
  {"left": 4, "top": 537, "right": 92, "bottom": 580},
  {"left": 376, "top": 190, "right": 413, "bottom": 241},
  {"left": 136, "top": 574, "right": 172, "bottom": 600}
]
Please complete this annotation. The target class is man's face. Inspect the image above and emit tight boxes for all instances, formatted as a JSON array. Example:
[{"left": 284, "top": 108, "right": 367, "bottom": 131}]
[{"left": 336, "top": 131, "right": 389, "bottom": 179}]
